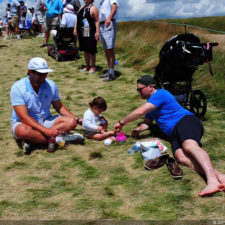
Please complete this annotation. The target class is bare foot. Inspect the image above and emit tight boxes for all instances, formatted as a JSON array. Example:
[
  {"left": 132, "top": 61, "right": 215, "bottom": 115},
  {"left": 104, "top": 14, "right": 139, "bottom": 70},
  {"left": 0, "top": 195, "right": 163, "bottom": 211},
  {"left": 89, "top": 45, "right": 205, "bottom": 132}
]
[
  {"left": 217, "top": 173, "right": 225, "bottom": 184},
  {"left": 218, "top": 183, "right": 225, "bottom": 192},
  {"left": 198, "top": 183, "right": 220, "bottom": 197}
]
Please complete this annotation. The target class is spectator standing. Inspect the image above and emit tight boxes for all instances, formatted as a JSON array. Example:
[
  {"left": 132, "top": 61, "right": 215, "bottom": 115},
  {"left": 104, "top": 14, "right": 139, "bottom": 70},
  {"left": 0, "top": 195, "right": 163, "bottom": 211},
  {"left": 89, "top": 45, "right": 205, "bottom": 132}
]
[
  {"left": 29, "top": 7, "right": 39, "bottom": 35},
  {"left": 98, "top": 0, "right": 118, "bottom": 81},
  {"left": 40, "top": 0, "right": 63, "bottom": 48},
  {"left": 19, "top": 1, "right": 27, "bottom": 28},
  {"left": 5, "top": 4, "right": 12, "bottom": 23},
  {"left": 74, "top": 0, "right": 99, "bottom": 74},
  {"left": 6, "top": 0, "right": 21, "bottom": 39},
  {"left": 34, "top": 0, "right": 46, "bottom": 38}
]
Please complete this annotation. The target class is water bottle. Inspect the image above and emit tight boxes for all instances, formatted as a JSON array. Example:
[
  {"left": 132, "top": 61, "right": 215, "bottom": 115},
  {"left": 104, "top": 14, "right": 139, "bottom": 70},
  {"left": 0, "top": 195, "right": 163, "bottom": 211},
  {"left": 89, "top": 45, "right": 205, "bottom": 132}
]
[
  {"left": 127, "top": 143, "right": 140, "bottom": 155},
  {"left": 47, "top": 137, "right": 56, "bottom": 153},
  {"left": 56, "top": 135, "right": 66, "bottom": 147},
  {"left": 114, "top": 60, "right": 120, "bottom": 70},
  {"left": 104, "top": 136, "right": 115, "bottom": 146}
]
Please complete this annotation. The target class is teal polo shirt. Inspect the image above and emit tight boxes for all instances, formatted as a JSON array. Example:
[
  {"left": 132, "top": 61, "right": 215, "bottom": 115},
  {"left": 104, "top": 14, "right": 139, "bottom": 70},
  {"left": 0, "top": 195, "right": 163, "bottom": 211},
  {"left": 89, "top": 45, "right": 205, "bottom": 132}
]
[{"left": 10, "top": 76, "right": 60, "bottom": 125}]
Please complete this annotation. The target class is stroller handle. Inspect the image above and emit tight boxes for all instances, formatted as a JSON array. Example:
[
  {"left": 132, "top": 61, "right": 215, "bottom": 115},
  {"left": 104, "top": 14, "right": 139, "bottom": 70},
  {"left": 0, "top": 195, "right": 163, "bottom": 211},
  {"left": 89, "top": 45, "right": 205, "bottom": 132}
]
[{"left": 176, "top": 41, "right": 218, "bottom": 47}]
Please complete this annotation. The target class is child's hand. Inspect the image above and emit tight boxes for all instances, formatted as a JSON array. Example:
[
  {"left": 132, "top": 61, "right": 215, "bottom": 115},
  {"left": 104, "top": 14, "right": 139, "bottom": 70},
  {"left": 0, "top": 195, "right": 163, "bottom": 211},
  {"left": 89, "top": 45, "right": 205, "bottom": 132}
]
[{"left": 97, "top": 126, "right": 103, "bottom": 133}]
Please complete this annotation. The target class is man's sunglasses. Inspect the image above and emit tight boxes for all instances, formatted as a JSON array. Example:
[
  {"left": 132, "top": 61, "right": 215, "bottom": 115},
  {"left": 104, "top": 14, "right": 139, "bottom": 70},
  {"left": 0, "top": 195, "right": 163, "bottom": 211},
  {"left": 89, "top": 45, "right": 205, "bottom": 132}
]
[
  {"left": 137, "top": 86, "right": 147, "bottom": 93},
  {"left": 36, "top": 71, "right": 48, "bottom": 76}
]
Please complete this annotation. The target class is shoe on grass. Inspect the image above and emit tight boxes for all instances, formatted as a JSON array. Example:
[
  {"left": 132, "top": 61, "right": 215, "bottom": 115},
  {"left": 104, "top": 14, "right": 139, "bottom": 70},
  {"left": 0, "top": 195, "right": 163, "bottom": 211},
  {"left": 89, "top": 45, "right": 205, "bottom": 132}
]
[
  {"left": 14, "top": 138, "right": 24, "bottom": 149},
  {"left": 166, "top": 157, "right": 183, "bottom": 179},
  {"left": 103, "top": 74, "right": 115, "bottom": 82},
  {"left": 144, "top": 154, "right": 169, "bottom": 170},
  {"left": 80, "top": 66, "right": 89, "bottom": 72},
  {"left": 89, "top": 67, "right": 96, "bottom": 74},
  {"left": 23, "top": 142, "right": 32, "bottom": 155},
  {"left": 99, "top": 72, "right": 109, "bottom": 78}
]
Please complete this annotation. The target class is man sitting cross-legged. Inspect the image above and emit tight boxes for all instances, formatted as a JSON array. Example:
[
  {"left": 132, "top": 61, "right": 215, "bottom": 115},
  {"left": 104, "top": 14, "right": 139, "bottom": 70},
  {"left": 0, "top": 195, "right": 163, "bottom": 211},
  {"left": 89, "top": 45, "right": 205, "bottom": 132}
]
[{"left": 10, "top": 57, "right": 82, "bottom": 154}]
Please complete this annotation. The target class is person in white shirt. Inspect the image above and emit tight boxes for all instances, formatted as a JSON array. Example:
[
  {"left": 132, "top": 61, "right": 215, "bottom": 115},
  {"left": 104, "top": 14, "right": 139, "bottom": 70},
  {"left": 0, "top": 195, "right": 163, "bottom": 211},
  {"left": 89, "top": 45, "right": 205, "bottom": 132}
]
[
  {"left": 61, "top": 4, "right": 77, "bottom": 28},
  {"left": 98, "top": 0, "right": 118, "bottom": 82},
  {"left": 82, "top": 97, "right": 115, "bottom": 140}
]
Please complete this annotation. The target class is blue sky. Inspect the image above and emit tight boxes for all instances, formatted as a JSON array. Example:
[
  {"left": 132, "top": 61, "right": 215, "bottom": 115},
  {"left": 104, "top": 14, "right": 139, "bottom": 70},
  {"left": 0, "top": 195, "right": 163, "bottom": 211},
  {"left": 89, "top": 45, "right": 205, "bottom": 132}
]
[{"left": 1, "top": 0, "right": 225, "bottom": 23}]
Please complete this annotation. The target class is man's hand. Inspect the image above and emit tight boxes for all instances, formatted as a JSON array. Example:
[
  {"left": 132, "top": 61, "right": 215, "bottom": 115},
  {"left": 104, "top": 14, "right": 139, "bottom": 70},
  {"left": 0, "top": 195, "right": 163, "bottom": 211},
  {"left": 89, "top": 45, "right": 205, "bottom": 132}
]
[
  {"left": 114, "top": 122, "right": 122, "bottom": 133},
  {"left": 105, "top": 18, "right": 111, "bottom": 27},
  {"left": 43, "top": 127, "right": 60, "bottom": 137},
  {"left": 131, "top": 129, "right": 140, "bottom": 139}
]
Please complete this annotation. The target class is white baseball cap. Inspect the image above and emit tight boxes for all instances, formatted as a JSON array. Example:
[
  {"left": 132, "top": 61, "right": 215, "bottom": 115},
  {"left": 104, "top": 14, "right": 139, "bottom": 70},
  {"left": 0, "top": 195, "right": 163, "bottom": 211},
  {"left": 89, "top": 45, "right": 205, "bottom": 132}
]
[
  {"left": 63, "top": 4, "right": 74, "bottom": 14},
  {"left": 28, "top": 57, "right": 53, "bottom": 73}
]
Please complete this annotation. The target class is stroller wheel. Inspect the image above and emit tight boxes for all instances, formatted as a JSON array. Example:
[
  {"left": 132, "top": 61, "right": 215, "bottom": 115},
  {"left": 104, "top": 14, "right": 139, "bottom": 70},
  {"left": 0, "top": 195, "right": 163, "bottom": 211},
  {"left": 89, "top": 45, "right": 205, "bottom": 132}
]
[
  {"left": 56, "top": 52, "right": 62, "bottom": 62},
  {"left": 190, "top": 90, "right": 207, "bottom": 117}
]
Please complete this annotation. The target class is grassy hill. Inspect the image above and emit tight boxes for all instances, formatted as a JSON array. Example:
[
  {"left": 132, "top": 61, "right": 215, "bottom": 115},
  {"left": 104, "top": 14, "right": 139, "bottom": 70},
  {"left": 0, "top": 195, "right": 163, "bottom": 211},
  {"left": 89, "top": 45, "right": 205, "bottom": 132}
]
[{"left": 0, "top": 16, "right": 225, "bottom": 220}]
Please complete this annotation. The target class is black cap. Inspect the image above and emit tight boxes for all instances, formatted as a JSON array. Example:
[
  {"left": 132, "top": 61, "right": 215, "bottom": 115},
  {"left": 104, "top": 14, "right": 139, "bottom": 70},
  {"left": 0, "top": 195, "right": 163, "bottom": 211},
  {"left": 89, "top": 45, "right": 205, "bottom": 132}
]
[{"left": 137, "top": 75, "right": 156, "bottom": 86}]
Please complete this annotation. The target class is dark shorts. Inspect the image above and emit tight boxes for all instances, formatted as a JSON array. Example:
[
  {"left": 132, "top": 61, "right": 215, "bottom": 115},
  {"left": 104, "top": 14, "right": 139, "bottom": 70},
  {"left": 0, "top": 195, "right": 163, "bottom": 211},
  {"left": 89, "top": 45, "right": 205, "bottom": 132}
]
[{"left": 171, "top": 115, "right": 204, "bottom": 153}]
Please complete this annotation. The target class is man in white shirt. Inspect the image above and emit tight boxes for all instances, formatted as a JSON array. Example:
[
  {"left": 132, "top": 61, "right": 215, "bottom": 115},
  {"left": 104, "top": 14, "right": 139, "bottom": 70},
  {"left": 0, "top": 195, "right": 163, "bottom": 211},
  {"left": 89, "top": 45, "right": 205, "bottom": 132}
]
[{"left": 98, "top": 0, "right": 118, "bottom": 82}]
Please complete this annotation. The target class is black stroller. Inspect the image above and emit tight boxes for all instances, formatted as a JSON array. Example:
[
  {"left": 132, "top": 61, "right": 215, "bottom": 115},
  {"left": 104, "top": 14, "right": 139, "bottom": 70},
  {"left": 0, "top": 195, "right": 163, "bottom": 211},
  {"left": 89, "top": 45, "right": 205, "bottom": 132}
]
[
  {"left": 48, "top": 27, "right": 80, "bottom": 62},
  {"left": 154, "top": 33, "right": 218, "bottom": 117}
]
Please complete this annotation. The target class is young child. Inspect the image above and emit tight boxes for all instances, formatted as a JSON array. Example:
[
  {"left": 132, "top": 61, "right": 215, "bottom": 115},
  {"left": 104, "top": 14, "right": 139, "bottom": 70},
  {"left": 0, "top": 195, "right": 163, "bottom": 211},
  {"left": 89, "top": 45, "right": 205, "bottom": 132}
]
[{"left": 82, "top": 97, "right": 115, "bottom": 140}]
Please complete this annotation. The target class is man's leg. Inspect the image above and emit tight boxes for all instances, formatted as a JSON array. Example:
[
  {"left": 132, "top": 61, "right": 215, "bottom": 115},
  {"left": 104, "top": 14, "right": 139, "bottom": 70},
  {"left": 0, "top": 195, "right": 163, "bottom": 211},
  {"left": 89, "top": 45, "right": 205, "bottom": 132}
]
[
  {"left": 175, "top": 140, "right": 223, "bottom": 196},
  {"left": 51, "top": 116, "right": 77, "bottom": 133},
  {"left": 14, "top": 116, "right": 76, "bottom": 144},
  {"left": 104, "top": 48, "right": 115, "bottom": 77},
  {"left": 15, "top": 123, "right": 48, "bottom": 144}
]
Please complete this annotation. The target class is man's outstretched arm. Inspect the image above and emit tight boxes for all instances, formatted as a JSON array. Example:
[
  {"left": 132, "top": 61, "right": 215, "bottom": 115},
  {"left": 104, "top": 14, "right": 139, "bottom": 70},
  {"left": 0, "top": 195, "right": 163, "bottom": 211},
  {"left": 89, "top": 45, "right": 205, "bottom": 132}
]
[{"left": 114, "top": 102, "right": 156, "bottom": 132}]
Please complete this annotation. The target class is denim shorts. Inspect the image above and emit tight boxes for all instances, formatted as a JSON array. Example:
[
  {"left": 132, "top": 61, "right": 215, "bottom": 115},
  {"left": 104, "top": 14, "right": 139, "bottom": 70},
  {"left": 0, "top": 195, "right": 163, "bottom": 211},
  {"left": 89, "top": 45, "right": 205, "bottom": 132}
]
[
  {"left": 171, "top": 115, "right": 204, "bottom": 153},
  {"left": 11, "top": 115, "right": 59, "bottom": 139},
  {"left": 100, "top": 21, "right": 117, "bottom": 49}
]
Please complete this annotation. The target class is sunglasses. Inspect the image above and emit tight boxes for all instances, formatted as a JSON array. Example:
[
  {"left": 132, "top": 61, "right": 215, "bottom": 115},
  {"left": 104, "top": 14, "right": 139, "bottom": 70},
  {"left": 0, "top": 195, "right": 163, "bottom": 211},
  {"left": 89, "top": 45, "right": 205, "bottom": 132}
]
[
  {"left": 36, "top": 71, "right": 48, "bottom": 76},
  {"left": 137, "top": 86, "right": 147, "bottom": 93}
]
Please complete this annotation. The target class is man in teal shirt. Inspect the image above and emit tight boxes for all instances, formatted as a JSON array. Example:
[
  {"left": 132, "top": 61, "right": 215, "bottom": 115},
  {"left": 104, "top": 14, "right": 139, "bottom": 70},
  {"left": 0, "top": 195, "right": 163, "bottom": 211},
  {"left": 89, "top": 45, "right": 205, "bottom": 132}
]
[{"left": 41, "top": 0, "right": 63, "bottom": 47}]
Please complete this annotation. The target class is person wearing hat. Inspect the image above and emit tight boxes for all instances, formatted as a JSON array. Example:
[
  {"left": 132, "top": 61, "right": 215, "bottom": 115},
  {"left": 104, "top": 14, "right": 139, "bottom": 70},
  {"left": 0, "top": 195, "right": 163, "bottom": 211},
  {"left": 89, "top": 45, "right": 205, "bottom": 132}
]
[
  {"left": 113, "top": 75, "right": 225, "bottom": 197},
  {"left": 10, "top": 57, "right": 82, "bottom": 154},
  {"left": 61, "top": 4, "right": 77, "bottom": 28},
  {"left": 51, "top": 4, "right": 77, "bottom": 49}
]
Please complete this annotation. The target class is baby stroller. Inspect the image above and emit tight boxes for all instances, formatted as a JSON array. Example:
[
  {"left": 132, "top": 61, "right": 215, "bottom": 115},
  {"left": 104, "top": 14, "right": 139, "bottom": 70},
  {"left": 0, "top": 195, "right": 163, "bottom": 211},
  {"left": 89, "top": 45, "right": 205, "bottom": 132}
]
[
  {"left": 154, "top": 33, "right": 218, "bottom": 117},
  {"left": 48, "top": 27, "right": 80, "bottom": 62}
]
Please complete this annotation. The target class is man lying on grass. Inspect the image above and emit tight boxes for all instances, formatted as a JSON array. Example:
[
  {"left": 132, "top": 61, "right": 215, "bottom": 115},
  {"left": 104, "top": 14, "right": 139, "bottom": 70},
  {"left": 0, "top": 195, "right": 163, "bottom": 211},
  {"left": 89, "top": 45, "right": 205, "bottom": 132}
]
[{"left": 114, "top": 75, "right": 225, "bottom": 197}]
